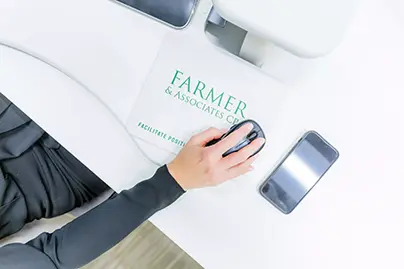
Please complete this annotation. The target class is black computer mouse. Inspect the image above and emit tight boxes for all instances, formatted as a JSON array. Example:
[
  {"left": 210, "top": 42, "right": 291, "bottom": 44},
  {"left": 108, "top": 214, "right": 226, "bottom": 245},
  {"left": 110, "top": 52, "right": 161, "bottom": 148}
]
[{"left": 206, "top": 119, "right": 266, "bottom": 157}]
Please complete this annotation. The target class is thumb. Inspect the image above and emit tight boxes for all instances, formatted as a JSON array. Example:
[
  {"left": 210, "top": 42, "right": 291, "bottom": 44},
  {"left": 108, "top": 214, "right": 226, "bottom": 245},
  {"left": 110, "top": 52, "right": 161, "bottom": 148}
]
[{"left": 190, "top": 127, "right": 227, "bottom": 146}]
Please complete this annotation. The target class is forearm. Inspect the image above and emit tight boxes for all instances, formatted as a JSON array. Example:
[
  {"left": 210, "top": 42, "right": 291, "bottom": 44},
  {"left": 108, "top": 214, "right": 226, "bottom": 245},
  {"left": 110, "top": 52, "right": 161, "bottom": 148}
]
[{"left": 0, "top": 165, "right": 184, "bottom": 269}]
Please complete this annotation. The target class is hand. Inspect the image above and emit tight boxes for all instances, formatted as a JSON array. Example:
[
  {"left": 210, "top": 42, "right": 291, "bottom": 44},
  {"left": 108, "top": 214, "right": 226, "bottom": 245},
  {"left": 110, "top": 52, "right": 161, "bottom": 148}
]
[{"left": 167, "top": 124, "right": 266, "bottom": 190}]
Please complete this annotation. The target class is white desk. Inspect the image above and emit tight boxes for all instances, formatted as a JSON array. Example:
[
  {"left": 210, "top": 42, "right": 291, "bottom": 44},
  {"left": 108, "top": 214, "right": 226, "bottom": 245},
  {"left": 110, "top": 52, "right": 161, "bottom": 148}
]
[{"left": 0, "top": 0, "right": 403, "bottom": 268}]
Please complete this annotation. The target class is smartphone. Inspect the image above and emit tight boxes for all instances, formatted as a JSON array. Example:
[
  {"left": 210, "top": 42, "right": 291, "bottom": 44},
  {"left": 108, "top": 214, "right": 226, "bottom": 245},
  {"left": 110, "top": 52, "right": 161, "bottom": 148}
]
[
  {"left": 112, "top": 0, "right": 199, "bottom": 29},
  {"left": 259, "top": 131, "right": 339, "bottom": 214}
]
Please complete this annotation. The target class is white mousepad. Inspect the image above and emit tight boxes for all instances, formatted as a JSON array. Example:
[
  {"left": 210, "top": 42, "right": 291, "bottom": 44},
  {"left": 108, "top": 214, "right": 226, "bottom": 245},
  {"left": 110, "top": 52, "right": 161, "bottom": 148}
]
[{"left": 127, "top": 32, "right": 286, "bottom": 155}]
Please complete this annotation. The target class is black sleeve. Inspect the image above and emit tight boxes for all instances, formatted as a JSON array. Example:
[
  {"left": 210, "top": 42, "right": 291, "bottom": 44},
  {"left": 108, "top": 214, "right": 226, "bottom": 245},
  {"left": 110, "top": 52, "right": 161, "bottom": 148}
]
[{"left": 0, "top": 165, "right": 185, "bottom": 269}]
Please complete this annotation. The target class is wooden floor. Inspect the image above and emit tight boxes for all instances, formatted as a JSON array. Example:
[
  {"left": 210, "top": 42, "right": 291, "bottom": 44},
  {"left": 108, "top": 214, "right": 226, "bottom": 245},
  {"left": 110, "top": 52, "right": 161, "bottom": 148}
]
[{"left": 82, "top": 221, "right": 203, "bottom": 269}]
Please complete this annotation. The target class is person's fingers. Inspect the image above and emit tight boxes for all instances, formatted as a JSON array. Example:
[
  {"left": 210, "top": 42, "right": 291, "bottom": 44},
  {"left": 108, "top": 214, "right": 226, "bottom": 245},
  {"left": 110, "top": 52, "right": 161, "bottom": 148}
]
[
  {"left": 224, "top": 155, "right": 259, "bottom": 181},
  {"left": 214, "top": 123, "right": 253, "bottom": 154},
  {"left": 189, "top": 127, "right": 227, "bottom": 146},
  {"left": 219, "top": 138, "right": 265, "bottom": 168}
]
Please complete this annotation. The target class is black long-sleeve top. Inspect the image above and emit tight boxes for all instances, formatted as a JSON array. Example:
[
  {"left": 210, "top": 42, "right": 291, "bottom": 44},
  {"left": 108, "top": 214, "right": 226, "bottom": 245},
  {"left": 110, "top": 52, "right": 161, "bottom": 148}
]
[{"left": 0, "top": 94, "right": 185, "bottom": 268}]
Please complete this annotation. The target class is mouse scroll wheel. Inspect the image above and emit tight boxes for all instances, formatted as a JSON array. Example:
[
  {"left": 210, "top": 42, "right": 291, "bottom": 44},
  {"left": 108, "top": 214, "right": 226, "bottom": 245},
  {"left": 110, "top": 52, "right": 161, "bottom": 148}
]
[{"left": 247, "top": 131, "right": 258, "bottom": 141}]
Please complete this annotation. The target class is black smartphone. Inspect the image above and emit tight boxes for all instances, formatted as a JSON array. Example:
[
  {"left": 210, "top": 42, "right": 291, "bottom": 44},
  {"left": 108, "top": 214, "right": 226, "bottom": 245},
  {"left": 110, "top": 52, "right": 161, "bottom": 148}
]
[
  {"left": 112, "top": 0, "right": 198, "bottom": 28},
  {"left": 259, "top": 131, "right": 339, "bottom": 214}
]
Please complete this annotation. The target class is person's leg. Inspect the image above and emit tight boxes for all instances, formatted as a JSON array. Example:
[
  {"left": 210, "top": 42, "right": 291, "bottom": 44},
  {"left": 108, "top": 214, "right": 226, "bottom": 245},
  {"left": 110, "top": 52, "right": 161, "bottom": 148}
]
[{"left": 0, "top": 133, "right": 110, "bottom": 240}]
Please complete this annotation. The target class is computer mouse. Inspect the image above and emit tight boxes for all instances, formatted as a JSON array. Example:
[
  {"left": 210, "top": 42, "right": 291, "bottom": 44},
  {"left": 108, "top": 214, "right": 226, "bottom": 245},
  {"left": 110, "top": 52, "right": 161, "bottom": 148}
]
[{"left": 206, "top": 119, "right": 266, "bottom": 157}]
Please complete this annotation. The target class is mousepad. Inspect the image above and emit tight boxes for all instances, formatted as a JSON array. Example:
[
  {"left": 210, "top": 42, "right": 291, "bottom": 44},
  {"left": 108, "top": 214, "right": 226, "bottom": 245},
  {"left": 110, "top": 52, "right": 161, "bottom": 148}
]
[{"left": 126, "top": 32, "right": 286, "bottom": 155}]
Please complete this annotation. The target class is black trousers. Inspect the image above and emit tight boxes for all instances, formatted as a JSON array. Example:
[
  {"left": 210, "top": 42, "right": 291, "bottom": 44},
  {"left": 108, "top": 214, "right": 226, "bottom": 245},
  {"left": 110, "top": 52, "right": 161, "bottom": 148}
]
[{"left": 0, "top": 93, "right": 109, "bottom": 240}]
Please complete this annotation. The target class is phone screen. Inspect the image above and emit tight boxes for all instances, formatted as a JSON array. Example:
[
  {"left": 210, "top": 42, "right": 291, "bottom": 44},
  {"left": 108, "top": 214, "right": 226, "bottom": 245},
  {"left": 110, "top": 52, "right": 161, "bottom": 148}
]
[
  {"left": 260, "top": 131, "right": 339, "bottom": 214},
  {"left": 114, "top": 0, "right": 197, "bottom": 28}
]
